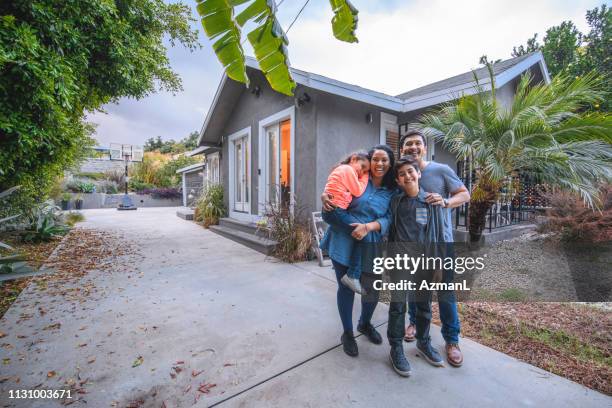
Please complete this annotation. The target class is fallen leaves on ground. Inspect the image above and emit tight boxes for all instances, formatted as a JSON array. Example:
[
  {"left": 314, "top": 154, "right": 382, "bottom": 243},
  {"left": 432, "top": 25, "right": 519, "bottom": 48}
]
[{"left": 132, "top": 356, "right": 144, "bottom": 368}]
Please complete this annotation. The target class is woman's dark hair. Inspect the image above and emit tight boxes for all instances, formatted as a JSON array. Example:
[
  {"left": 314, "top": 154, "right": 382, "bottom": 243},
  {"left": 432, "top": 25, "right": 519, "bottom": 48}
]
[
  {"left": 338, "top": 150, "right": 369, "bottom": 166},
  {"left": 368, "top": 144, "right": 397, "bottom": 189}
]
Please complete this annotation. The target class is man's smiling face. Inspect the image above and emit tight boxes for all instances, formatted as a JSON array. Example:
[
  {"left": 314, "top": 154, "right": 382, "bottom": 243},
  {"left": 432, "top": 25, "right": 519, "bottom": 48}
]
[{"left": 401, "top": 135, "right": 427, "bottom": 161}]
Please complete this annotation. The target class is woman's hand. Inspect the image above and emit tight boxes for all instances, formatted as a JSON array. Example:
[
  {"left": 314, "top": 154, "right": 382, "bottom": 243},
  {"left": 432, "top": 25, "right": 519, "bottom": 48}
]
[
  {"left": 321, "top": 193, "right": 335, "bottom": 212},
  {"left": 350, "top": 223, "right": 369, "bottom": 240}
]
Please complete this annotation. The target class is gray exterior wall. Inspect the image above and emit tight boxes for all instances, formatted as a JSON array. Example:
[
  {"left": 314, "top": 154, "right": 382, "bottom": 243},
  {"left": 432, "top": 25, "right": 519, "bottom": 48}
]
[{"left": 219, "top": 70, "right": 315, "bottom": 216}]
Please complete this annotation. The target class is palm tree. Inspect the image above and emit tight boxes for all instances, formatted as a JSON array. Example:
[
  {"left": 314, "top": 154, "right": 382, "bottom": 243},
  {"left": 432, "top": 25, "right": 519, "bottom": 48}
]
[
  {"left": 196, "top": 0, "right": 358, "bottom": 96},
  {"left": 412, "top": 66, "right": 612, "bottom": 242}
]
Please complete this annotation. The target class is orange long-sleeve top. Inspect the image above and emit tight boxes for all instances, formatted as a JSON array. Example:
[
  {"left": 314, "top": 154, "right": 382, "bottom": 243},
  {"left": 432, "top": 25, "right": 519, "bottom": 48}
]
[{"left": 324, "top": 164, "right": 369, "bottom": 209}]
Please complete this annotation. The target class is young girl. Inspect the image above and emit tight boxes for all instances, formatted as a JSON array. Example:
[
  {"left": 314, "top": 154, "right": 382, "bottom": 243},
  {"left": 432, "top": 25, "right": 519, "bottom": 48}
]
[{"left": 322, "top": 151, "right": 370, "bottom": 294}]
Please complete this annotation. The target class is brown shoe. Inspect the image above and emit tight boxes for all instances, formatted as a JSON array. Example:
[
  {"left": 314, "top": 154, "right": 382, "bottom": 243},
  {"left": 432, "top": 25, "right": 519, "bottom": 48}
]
[
  {"left": 446, "top": 343, "right": 463, "bottom": 367},
  {"left": 403, "top": 324, "right": 416, "bottom": 342}
]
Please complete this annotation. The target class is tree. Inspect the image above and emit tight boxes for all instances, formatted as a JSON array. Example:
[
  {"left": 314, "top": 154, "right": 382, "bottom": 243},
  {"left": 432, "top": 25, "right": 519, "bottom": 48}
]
[
  {"left": 479, "top": 55, "right": 501, "bottom": 65},
  {"left": 183, "top": 131, "right": 200, "bottom": 151},
  {"left": 512, "top": 5, "right": 611, "bottom": 110},
  {"left": 412, "top": 67, "right": 612, "bottom": 242},
  {"left": 196, "top": 0, "right": 358, "bottom": 95},
  {"left": 0, "top": 1, "right": 198, "bottom": 210}
]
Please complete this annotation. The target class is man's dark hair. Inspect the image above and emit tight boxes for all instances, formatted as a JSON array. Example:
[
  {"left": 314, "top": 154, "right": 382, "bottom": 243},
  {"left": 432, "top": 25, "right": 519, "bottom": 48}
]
[
  {"left": 395, "top": 155, "right": 421, "bottom": 173},
  {"left": 399, "top": 130, "right": 427, "bottom": 149}
]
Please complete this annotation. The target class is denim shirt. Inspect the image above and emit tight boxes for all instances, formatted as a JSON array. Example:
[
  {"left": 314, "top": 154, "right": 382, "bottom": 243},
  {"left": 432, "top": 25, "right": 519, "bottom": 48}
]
[{"left": 320, "top": 179, "right": 394, "bottom": 266}]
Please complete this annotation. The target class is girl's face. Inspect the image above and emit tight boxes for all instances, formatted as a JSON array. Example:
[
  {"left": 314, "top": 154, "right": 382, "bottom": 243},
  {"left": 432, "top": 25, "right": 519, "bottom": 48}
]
[
  {"left": 350, "top": 157, "right": 370, "bottom": 177},
  {"left": 370, "top": 150, "right": 391, "bottom": 179}
]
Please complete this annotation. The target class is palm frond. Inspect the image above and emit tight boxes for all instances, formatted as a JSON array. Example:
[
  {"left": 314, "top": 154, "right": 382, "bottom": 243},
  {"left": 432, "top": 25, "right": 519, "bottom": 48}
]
[{"left": 329, "top": 0, "right": 359, "bottom": 43}]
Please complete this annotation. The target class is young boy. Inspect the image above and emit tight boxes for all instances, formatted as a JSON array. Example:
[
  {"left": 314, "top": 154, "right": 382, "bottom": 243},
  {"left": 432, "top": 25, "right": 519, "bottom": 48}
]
[{"left": 386, "top": 156, "right": 449, "bottom": 377}]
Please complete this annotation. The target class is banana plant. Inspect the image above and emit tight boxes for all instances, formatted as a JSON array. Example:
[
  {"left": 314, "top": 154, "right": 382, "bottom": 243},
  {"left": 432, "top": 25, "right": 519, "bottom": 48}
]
[{"left": 196, "top": 0, "right": 359, "bottom": 96}]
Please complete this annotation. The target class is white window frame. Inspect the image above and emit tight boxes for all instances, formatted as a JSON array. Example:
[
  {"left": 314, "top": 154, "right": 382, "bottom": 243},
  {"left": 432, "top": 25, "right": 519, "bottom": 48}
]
[
  {"left": 227, "top": 126, "right": 253, "bottom": 222},
  {"left": 257, "top": 106, "right": 295, "bottom": 216}
]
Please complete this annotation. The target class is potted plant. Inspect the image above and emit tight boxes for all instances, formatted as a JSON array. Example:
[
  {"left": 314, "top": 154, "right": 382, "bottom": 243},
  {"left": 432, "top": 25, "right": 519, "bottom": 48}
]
[
  {"left": 74, "top": 193, "right": 83, "bottom": 210},
  {"left": 60, "top": 192, "right": 71, "bottom": 211}
]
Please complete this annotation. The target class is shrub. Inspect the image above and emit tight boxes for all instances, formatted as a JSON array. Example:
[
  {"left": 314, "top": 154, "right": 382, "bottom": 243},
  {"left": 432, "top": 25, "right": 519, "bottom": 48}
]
[
  {"left": 195, "top": 184, "right": 226, "bottom": 227},
  {"left": 259, "top": 199, "right": 312, "bottom": 263},
  {"left": 129, "top": 179, "right": 155, "bottom": 192},
  {"left": 22, "top": 200, "right": 69, "bottom": 243},
  {"left": 64, "top": 180, "right": 95, "bottom": 193},
  {"left": 64, "top": 211, "right": 85, "bottom": 226},
  {"left": 104, "top": 169, "right": 125, "bottom": 185},
  {"left": 97, "top": 180, "right": 119, "bottom": 194},
  {"left": 140, "top": 187, "right": 181, "bottom": 199},
  {"left": 538, "top": 185, "right": 612, "bottom": 243}
]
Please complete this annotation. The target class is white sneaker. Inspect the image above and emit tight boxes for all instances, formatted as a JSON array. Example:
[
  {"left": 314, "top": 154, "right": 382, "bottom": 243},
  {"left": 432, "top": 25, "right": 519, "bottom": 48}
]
[{"left": 341, "top": 274, "right": 364, "bottom": 294}]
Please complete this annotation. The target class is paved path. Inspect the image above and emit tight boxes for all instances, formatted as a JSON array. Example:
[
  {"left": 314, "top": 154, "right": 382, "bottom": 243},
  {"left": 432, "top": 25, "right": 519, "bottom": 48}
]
[{"left": 0, "top": 208, "right": 609, "bottom": 407}]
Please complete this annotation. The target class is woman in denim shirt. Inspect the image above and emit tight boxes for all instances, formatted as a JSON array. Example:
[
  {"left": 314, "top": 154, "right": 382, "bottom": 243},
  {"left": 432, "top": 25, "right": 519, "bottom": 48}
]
[{"left": 320, "top": 145, "right": 396, "bottom": 357}]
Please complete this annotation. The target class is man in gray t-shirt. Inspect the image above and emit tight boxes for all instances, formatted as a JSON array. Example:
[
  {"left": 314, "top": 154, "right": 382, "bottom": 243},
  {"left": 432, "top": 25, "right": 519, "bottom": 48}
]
[{"left": 400, "top": 130, "right": 470, "bottom": 368}]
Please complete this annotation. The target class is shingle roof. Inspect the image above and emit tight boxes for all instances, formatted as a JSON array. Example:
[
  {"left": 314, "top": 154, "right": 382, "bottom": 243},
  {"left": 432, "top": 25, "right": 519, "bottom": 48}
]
[{"left": 395, "top": 53, "right": 535, "bottom": 99}]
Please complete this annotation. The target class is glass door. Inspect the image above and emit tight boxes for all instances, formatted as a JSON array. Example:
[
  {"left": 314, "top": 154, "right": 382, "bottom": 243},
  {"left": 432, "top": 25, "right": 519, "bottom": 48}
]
[
  {"left": 233, "top": 136, "right": 249, "bottom": 212},
  {"left": 263, "top": 119, "right": 291, "bottom": 209}
]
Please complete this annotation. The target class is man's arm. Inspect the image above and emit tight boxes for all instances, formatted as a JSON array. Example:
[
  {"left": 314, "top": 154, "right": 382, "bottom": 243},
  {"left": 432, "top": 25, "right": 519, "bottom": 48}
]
[{"left": 426, "top": 164, "right": 470, "bottom": 208}]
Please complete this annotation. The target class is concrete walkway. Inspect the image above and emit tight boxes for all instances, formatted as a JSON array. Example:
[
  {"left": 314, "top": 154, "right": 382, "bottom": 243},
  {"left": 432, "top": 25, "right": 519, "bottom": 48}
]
[{"left": 0, "top": 208, "right": 608, "bottom": 407}]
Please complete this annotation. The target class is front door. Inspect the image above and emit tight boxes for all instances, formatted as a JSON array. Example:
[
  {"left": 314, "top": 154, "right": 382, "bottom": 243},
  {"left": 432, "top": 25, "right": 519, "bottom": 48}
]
[
  {"left": 232, "top": 134, "right": 249, "bottom": 212},
  {"left": 263, "top": 119, "right": 291, "bottom": 210}
]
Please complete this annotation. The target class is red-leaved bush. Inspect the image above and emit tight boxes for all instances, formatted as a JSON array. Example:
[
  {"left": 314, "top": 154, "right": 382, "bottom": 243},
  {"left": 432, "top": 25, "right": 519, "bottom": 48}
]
[{"left": 538, "top": 184, "right": 612, "bottom": 243}]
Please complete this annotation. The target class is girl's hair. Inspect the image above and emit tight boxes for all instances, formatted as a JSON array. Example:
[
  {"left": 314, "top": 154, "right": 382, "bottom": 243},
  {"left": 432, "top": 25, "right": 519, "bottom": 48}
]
[
  {"left": 339, "top": 150, "right": 369, "bottom": 166},
  {"left": 368, "top": 144, "right": 397, "bottom": 190}
]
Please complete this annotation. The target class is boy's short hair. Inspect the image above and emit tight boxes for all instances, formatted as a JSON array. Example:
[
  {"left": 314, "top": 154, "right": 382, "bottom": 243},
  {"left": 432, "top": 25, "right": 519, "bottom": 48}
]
[
  {"left": 395, "top": 155, "right": 421, "bottom": 173},
  {"left": 400, "top": 130, "right": 427, "bottom": 148}
]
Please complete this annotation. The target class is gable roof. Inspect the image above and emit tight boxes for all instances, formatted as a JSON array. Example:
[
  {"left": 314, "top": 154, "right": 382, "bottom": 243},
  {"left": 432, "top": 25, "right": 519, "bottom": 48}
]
[{"left": 197, "top": 52, "right": 549, "bottom": 147}]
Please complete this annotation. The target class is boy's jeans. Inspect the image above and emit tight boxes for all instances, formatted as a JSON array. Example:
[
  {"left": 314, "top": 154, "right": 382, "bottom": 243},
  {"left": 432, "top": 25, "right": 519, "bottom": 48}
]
[{"left": 322, "top": 208, "right": 364, "bottom": 279}]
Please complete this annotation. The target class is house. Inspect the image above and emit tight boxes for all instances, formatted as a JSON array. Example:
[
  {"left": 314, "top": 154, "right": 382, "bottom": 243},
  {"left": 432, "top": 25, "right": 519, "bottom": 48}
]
[{"left": 190, "top": 52, "right": 550, "bottom": 250}]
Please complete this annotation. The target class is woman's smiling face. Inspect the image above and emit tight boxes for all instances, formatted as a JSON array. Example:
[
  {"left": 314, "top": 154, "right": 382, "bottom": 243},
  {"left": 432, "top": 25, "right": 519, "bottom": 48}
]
[{"left": 370, "top": 149, "right": 390, "bottom": 179}]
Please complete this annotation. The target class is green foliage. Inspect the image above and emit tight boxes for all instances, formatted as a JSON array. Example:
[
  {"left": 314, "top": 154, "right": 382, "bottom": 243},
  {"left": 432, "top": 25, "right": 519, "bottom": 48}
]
[
  {"left": 144, "top": 131, "right": 200, "bottom": 153},
  {"left": 74, "top": 172, "right": 105, "bottom": 181},
  {"left": 195, "top": 184, "right": 226, "bottom": 227},
  {"left": 128, "top": 180, "right": 155, "bottom": 193},
  {"left": 0, "top": 0, "right": 199, "bottom": 212},
  {"left": 0, "top": 186, "right": 21, "bottom": 252},
  {"left": 413, "top": 69, "right": 612, "bottom": 239},
  {"left": 64, "top": 211, "right": 85, "bottom": 227},
  {"left": 196, "top": 0, "right": 358, "bottom": 96},
  {"left": 22, "top": 200, "right": 69, "bottom": 243},
  {"left": 512, "top": 5, "right": 611, "bottom": 111},
  {"left": 130, "top": 153, "right": 199, "bottom": 188},
  {"left": 65, "top": 180, "right": 95, "bottom": 193}
]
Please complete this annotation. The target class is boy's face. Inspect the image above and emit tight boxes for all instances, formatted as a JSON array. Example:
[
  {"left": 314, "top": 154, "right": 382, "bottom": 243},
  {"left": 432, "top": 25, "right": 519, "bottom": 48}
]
[
  {"left": 396, "top": 164, "right": 421, "bottom": 191},
  {"left": 401, "top": 135, "right": 427, "bottom": 161}
]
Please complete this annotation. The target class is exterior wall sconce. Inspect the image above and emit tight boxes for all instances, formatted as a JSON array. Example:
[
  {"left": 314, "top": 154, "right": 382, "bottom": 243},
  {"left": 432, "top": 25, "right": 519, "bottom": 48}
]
[
  {"left": 296, "top": 92, "right": 311, "bottom": 107},
  {"left": 251, "top": 85, "right": 261, "bottom": 97},
  {"left": 365, "top": 113, "right": 373, "bottom": 124}
]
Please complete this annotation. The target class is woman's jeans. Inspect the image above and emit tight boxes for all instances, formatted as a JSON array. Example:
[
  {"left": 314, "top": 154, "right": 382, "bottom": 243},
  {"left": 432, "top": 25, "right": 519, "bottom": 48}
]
[
  {"left": 332, "top": 259, "right": 380, "bottom": 333},
  {"left": 322, "top": 208, "right": 366, "bottom": 279}
]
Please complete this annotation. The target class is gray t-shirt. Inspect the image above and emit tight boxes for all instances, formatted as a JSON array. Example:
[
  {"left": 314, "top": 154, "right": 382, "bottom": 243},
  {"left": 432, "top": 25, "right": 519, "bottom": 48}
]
[{"left": 419, "top": 161, "right": 465, "bottom": 241}]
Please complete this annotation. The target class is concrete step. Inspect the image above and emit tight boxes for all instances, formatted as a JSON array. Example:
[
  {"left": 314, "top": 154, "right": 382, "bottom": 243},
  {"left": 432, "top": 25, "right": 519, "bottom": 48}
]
[
  {"left": 176, "top": 207, "right": 194, "bottom": 221},
  {"left": 209, "top": 225, "right": 277, "bottom": 255},
  {"left": 218, "top": 217, "right": 261, "bottom": 235}
]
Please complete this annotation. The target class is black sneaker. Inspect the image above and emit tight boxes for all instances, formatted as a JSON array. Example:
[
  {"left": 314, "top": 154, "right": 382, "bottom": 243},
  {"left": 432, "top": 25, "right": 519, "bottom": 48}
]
[
  {"left": 416, "top": 339, "right": 444, "bottom": 367},
  {"left": 389, "top": 345, "right": 411, "bottom": 377},
  {"left": 341, "top": 331, "right": 358, "bottom": 357},
  {"left": 357, "top": 322, "right": 382, "bottom": 345}
]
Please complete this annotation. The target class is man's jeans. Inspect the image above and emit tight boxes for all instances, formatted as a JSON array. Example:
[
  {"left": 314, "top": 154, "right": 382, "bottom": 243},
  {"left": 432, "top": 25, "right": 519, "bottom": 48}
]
[{"left": 407, "top": 266, "right": 460, "bottom": 344}]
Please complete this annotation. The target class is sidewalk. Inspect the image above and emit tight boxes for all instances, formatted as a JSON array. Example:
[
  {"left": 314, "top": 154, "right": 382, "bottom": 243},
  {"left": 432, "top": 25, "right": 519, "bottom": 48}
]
[{"left": 0, "top": 208, "right": 608, "bottom": 407}]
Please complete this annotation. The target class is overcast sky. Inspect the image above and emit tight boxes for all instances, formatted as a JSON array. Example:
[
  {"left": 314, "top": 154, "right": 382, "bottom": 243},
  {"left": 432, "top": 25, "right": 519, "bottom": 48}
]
[{"left": 88, "top": 0, "right": 603, "bottom": 147}]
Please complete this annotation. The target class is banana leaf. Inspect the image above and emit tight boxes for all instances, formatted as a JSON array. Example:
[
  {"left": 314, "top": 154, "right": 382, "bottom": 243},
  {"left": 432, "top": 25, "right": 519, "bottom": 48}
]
[
  {"left": 329, "top": 0, "right": 359, "bottom": 43},
  {"left": 197, "top": 0, "right": 249, "bottom": 84}
]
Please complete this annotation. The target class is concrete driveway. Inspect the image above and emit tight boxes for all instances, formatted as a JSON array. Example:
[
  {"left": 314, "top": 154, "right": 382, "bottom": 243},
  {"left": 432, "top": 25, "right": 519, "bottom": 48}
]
[{"left": 0, "top": 208, "right": 609, "bottom": 407}]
